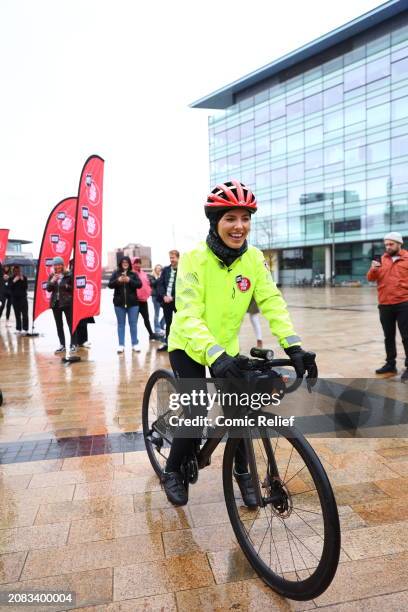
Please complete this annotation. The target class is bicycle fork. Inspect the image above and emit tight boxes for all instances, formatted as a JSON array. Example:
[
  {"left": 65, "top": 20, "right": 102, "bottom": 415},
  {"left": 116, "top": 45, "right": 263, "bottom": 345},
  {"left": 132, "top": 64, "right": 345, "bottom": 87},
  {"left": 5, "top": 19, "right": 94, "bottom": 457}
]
[{"left": 244, "top": 430, "right": 281, "bottom": 508}]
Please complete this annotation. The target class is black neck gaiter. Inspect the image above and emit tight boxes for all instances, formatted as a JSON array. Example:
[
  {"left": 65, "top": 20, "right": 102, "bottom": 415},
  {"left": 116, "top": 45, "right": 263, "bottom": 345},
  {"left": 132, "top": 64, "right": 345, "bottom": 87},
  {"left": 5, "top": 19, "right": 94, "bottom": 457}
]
[{"left": 206, "top": 212, "right": 248, "bottom": 267}]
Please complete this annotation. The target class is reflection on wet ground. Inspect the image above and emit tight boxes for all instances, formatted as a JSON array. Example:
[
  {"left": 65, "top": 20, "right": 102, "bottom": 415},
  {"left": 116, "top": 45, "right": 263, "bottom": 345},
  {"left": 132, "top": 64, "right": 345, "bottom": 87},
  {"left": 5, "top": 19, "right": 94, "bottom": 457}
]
[{"left": 0, "top": 288, "right": 408, "bottom": 610}]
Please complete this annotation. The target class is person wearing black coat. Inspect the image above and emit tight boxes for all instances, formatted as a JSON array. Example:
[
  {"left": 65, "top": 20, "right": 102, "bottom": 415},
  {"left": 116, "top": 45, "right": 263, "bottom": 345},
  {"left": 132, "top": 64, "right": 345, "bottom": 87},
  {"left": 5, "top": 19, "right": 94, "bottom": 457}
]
[
  {"left": 9, "top": 265, "right": 29, "bottom": 334},
  {"left": 0, "top": 265, "right": 12, "bottom": 323},
  {"left": 156, "top": 250, "right": 179, "bottom": 351},
  {"left": 46, "top": 256, "right": 76, "bottom": 353},
  {"left": 108, "top": 256, "right": 142, "bottom": 353}
]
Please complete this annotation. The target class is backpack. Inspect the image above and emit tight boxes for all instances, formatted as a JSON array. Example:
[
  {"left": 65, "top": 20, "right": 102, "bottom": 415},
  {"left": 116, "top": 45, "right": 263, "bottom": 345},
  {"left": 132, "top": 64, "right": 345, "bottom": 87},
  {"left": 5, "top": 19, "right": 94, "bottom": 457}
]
[{"left": 135, "top": 269, "right": 152, "bottom": 302}]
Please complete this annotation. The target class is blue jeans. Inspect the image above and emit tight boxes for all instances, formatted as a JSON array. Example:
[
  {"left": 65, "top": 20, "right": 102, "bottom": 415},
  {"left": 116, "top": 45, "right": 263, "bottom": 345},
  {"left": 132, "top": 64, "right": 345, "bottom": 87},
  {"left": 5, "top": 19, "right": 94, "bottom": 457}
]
[
  {"left": 114, "top": 305, "right": 139, "bottom": 345},
  {"left": 152, "top": 296, "right": 165, "bottom": 333}
]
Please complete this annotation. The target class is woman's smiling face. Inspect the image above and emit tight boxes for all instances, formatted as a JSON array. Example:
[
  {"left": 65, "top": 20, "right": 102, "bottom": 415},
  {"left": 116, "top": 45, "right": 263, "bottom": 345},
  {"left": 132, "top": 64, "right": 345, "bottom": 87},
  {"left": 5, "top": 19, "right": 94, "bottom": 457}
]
[{"left": 217, "top": 209, "right": 251, "bottom": 249}]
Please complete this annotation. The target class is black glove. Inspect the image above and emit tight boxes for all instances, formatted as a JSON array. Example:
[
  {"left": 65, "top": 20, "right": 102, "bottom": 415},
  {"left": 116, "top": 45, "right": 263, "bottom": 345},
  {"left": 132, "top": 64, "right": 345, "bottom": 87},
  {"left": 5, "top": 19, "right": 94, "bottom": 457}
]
[
  {"left": 285, "top": 346, "right": 318, "bottom": 389},
  {"left": 211, "top": 352, "right": 244, "bottom": 378}
]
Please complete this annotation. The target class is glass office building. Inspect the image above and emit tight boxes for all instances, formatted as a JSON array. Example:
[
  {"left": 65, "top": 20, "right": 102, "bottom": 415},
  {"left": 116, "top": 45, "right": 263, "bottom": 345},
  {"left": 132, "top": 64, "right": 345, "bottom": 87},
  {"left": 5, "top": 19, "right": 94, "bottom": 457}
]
[{"left": 192, "top": 1, "right": 408, "bottom": 284}]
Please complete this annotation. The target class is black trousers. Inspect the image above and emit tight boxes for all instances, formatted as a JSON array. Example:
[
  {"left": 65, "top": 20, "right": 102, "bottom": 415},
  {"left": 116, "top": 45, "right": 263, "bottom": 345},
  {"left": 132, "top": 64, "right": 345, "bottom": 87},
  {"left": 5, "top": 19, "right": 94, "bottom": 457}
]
[
  {"left": 52, "top": 305, "right": 76, "bottom": 347},
  {"left": 137, "top": 301, "right": 154, "bottom": 337},
  {"left": 0, "top": 295, "right": 12, "bottom": 320},
  {"left": 163, "top": 301, "right": 175, "bottom": 343},
  {"left": 379, "top": 301, "right": 408, "bottom": 367},
  {"left": 77, "top": 320, "right": 88, "bottom": 345},
  {"left": 166, "top": 349, "right": 248, "bottom": 473},
  {"left": 13, "top": 297, "right": 29, "bottom": 331}
]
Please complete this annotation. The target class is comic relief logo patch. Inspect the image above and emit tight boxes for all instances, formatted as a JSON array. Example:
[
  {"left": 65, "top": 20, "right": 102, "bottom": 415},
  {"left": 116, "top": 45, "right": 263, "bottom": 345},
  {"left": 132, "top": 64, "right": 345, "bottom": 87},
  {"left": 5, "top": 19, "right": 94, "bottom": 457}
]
[
  {"left": 85, "top": 173, "right": 100, "bottom": 206},
  {"left": 82, "top": 246, "right": 99, "bottom": 272},
  {"left": 235, "top": 275, "right": 251, "bottom": 292},
  {"left": 76, "top": 278, "right": 98, "bottom": 307},
  {"left": 57, "top": 212, "right": 75, "bottom": 234}
]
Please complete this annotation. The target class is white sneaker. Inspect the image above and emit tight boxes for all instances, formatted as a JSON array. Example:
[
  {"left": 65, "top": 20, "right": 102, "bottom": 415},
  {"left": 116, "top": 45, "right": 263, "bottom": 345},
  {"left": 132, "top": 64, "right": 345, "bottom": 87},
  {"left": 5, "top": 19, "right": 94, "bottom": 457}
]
[
  {"left": 79, "top": 341, "right": 91, "bottom": 348},
  {"left": 132, "top": 344, "right": 141, "bottom": 353},
  {"left": 14, "top": 330, "right": 21, "bottom": 335},
  {"left": 20, "top": 331, "right": 28, "bottom": 336},
  {"left": 117, "top": 345, "right": 124, "bottom": 354}
]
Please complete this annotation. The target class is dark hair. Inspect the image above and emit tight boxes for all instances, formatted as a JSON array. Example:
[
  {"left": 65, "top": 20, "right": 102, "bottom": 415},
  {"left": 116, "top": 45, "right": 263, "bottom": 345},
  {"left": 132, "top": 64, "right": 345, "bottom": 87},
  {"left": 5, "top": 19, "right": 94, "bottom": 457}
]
[
  {"left": 169, "top": 250, "right": 180, "bottom": 258},
  {"left": 118, "top": 256, "right": 132, "bottom": 272}
]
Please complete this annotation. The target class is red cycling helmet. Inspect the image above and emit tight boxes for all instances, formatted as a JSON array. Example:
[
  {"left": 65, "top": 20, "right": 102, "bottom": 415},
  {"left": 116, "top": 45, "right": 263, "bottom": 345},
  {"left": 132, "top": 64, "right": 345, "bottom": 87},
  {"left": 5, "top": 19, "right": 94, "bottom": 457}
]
[{"left": 205, "top": 179, "right": 257, "bottom": 217}]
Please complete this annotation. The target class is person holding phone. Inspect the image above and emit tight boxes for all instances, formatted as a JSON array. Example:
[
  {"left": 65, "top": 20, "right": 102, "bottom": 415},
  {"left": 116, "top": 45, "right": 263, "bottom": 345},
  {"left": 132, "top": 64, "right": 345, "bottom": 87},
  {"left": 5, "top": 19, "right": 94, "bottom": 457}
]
[
  {"left": 47, "top": 256, "right": 77, "bottom": 354},
  {"left": 367, "top": 232, "right": 408, "bottom": 381},
  {"left": 10, "top": 265, "right": 29, "bottom": 335},
  {"left": 108, "top": 256, "right": 142, "bottom": 353}
]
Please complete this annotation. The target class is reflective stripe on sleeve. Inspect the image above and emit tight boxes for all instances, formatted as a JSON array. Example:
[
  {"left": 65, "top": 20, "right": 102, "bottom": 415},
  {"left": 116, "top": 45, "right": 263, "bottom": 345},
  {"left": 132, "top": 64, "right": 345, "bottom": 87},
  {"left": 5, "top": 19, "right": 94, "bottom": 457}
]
[
  {"left": 285, "top": 335, "right": 301, "bottom": 344},
  {"left": 208, "top": 344, "right": 224, "bottom": 357}
]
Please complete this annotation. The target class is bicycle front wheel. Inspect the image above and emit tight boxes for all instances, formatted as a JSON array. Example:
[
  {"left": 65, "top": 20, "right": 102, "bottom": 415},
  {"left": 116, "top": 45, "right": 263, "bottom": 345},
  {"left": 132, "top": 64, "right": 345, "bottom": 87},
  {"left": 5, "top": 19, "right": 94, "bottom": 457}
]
[
  {"left": 223, "top": 425, "right": 340, "bottom": 601},
  {"left": 142, "top": 369, "right": 178, "bottom": 478}
]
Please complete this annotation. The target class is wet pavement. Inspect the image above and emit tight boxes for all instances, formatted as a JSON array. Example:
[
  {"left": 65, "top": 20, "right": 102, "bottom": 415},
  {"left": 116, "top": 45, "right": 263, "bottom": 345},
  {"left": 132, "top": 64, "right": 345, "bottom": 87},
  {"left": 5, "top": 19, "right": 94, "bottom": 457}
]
[{"left": 0, "top": 287, "right": 408, "bottom": 610}]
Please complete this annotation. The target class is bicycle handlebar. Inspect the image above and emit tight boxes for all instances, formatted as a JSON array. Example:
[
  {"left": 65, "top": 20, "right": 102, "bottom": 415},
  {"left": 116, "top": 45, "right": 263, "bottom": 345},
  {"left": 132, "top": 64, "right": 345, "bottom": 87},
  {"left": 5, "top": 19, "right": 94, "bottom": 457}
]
[{"left": 246, "top": 348, "right": 317, "bottom": 394}]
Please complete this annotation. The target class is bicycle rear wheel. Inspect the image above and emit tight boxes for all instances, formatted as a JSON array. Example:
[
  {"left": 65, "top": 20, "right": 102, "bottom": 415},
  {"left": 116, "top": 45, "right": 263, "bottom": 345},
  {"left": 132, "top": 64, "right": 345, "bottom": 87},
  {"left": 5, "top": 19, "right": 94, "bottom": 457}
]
[
  {"left": 142, "top": 369, "right": 178, "bottom": 478},
  {"left": 223, "top": 424, "right": 340, "bottom": 600}
]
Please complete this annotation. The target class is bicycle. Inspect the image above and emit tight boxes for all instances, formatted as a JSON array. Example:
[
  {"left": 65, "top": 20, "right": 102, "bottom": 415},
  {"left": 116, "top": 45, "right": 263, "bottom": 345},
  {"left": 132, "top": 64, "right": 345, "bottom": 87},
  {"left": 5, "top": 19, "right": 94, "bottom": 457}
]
[{"left": 142, "top": 348, "right": 340, "bottom": 601}]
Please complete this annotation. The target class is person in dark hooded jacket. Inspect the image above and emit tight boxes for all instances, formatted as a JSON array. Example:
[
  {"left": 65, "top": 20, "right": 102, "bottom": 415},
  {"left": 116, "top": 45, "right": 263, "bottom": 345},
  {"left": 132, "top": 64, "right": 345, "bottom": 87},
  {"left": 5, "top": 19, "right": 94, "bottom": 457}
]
[{"left": 108, "top": 256, "right": 142, "bottom": 353}]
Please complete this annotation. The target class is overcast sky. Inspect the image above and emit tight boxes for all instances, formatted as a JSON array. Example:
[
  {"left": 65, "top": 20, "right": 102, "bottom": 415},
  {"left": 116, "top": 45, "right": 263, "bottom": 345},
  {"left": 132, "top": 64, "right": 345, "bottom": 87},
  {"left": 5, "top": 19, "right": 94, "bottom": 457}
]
[{"left": 0, "top": 0, "right": 384, "bottom": 265}]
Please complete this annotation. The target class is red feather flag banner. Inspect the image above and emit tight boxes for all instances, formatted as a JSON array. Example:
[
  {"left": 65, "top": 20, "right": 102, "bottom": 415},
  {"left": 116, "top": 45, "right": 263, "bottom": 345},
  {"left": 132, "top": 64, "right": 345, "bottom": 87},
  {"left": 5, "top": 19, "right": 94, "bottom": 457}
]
[
  {"left": 71, "top": 155, "right": 104, "bottom": 334},
  {"left": 0, "top": 229, "right": 9, "bottom": 263},
  {"left": 33, "top": 198, "right": 77, "bottom": 323}
]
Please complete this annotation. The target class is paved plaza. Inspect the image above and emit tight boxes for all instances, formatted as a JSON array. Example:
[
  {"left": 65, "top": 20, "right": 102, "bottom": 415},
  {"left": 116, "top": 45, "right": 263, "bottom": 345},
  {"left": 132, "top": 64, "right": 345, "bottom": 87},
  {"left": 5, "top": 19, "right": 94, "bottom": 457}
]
[{"left": 0, "top": 287, "right": 408, "bottom": 611}]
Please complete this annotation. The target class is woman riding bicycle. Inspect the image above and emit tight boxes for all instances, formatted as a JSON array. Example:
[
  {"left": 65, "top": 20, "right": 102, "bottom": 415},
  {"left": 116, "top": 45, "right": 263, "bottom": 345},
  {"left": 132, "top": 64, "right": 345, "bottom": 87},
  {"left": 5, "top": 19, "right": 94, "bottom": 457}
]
[{"left": 164, "top": 180, "right": 317, "bottom": 506}]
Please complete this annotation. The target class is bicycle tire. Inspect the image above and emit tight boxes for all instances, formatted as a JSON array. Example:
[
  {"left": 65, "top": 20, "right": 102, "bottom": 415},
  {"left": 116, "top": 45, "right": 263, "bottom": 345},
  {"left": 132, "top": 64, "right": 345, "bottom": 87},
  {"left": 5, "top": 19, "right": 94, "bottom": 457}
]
[
  {"left": 222, "top": 424, "right": 340, "bottom": 600},
  {"left": 142, "top": 369, "right": 177, "bottom": 479}
]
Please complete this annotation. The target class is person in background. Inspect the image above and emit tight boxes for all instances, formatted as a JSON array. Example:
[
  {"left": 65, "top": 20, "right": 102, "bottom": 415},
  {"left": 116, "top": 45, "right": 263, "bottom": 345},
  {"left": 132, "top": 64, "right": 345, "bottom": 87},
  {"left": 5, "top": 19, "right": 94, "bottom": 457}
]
[
  {"left": 9, "top": 265, "right": 29, "bottom": 335},
  {"left": 0, "top": 265, "right": 12, "bottom": 324},
  {"left": 108, "top": 256, "right": 142, "bottom": 353},
  {"left": 247, "top": 298, "right": 263, "bottom": 349},
  {"left": 150, "top": 264, "right": 166, "bottom": 336},
  {"left": 157, "top": 250, "right": 179, "bottom": 352},
  {"left": 132, "top": 257, "right": 161, "bottom": 341},
  {"left": 46, "top": 256, "right": 77, "bottom": 354},
  {"left": 77, "top": 317, "right": 95, "bottom": 348},
  {"left": 367, "top": 232, "right": 408, "bottom": 382}
]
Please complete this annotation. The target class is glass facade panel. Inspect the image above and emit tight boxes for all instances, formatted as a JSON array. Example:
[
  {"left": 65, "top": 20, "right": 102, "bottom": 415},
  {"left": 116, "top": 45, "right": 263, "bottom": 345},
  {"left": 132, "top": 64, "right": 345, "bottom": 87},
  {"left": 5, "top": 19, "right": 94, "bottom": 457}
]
[{"left": 207, "top": 16, "right": 408, "bottom": 282}]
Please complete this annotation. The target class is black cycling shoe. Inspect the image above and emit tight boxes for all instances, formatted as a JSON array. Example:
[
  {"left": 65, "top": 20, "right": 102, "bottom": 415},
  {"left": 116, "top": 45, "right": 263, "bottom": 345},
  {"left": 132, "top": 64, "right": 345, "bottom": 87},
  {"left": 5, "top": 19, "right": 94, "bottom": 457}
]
[
  {"left": 401, "top": 368, "right": 408, "bottom": 383},
  {"left": 234, "top": 469, "right": 258, "bottom": 508},
  {"left": 375, "top": 363, "right": 397, "bottom": 375},
  {"left": 162, "top": 471, "right": 188, "bottom": 506},
  {"left": 157, "top": 344, "right": 168, "bottom": 352}
]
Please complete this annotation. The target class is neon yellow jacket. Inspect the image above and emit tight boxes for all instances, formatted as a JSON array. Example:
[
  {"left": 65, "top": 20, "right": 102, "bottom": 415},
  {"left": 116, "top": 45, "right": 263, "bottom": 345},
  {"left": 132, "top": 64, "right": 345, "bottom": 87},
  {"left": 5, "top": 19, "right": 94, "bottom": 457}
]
[{"left": 168, "top": 242, "right": 301, "bottom": 366}]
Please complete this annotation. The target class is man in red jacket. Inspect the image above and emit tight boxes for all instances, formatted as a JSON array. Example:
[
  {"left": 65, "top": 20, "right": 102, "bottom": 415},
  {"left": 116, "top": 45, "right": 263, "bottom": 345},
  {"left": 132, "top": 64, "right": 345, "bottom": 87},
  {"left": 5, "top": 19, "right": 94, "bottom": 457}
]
[{"left": 367, "top": 232, "right": 408, "bottom": 381}]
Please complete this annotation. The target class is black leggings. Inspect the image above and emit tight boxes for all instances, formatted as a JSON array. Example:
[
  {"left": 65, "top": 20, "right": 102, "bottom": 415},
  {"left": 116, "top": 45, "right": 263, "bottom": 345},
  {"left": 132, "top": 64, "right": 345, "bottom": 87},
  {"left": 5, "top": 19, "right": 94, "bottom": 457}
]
[
  {"left": 137, "top": 301, "right": 154, "bottom": 337},
  {"left": 166, "top": 349, "right": 248, "bottom": 473},
  {"left": 52, "top": 305, "right": 77, "bottom": 347},
  {"left": 0, "top": 294, "right": 12, "bottom": 320}
]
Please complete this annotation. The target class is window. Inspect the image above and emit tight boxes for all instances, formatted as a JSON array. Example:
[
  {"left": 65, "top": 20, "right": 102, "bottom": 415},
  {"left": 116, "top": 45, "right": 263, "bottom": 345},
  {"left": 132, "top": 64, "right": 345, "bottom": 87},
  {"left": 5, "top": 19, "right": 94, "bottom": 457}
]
[
  {"left": 304, "top": 93, "right": 322, "bottom": 115},
  {"left": 270, "top": 98, "right": 285, "bottom": 120},
  {"left": 226, "top": 126, "right": 240, "bottom": 144},
  {"left": 344, "top": 102, "right": 365, "bottom": 125},
  {"left": 272, "top": 193, "right": 288, "bottom": 214},
  {"left": 287, "top": 131, "right": 304, "bottom": 153},
  {"left": 286, "top": 100, "right": 303, "bottom": 120},
  {"left": 366, "top": 141, "right": 390, "bottom": 163},
  {"left": 324, "top": 109, "right": 344, "bottom": 132},
  {"left": 288, "top": 162, "right": 304, "bottom": 182},
  {"left": 214, "top": 131, "right": 227, "bottom": 147},
  {"left": 240, "top": 121, "right": 254, "bottom": 139},
  {"left": 271, "top": 166, "right": 287, "bottom": 186},
  {"left": 228, "top": 153, "right": 240, "bottom": 172},
  {"left": 305, "top": 125, "right": 323, "bottom": 146},
  {"left": 254, "top": 105, "right": 269, "bottom": 126},
  {"left": 391, "top": 162, "right": 408, "bottom": 185},
  {"left": 324, "top": 144, "right": 343, "bottom": 165},
  {"left": 367, "top": 176, "right": 389, "bottom": 198},
  {"left": 392, "top": 57, "right": 408, "bottom": 80},
  {"left": 345, "top": 146, "right": 366, "bottom": 168},
  {"left": 256, "top": 171, "right": 271, "bottom": 190},
  {"left": 271, "top": 136, "right": 286, "bottom": 157},
  {"left": 288, "top": 184, "right": 304, "bottom": 205},
  {"left": 241, "top": 140, "right": 255, "bottom": 159},
  {"left": 306, "top": 214, "right": 324, "bottom": 238},
  {"left": 305, "top": 149, "right": 323, "bottom": 170},
  {"left": 367, "top": 56, "right": 390, "bottom": 83},
  {"left": 392, "top": 97, "right": 408, "bottom": 120},
  {"left": 323, "top": 84, "right": 343, "bottom": 108},
  {"left": 344, "top": 65, "right": 365, "bottom": 91},
  {"left": 345, "top": 181, "right": 366, "bottom": 201},
  {"left": 367, "top": 102, "right": 390, "bottom": 127},
  {"left": 392, "top": 134, "right": 408, "bottom": 158},
  {"left": 255, "top": 135, "right": 270, "bottom": 155}
]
